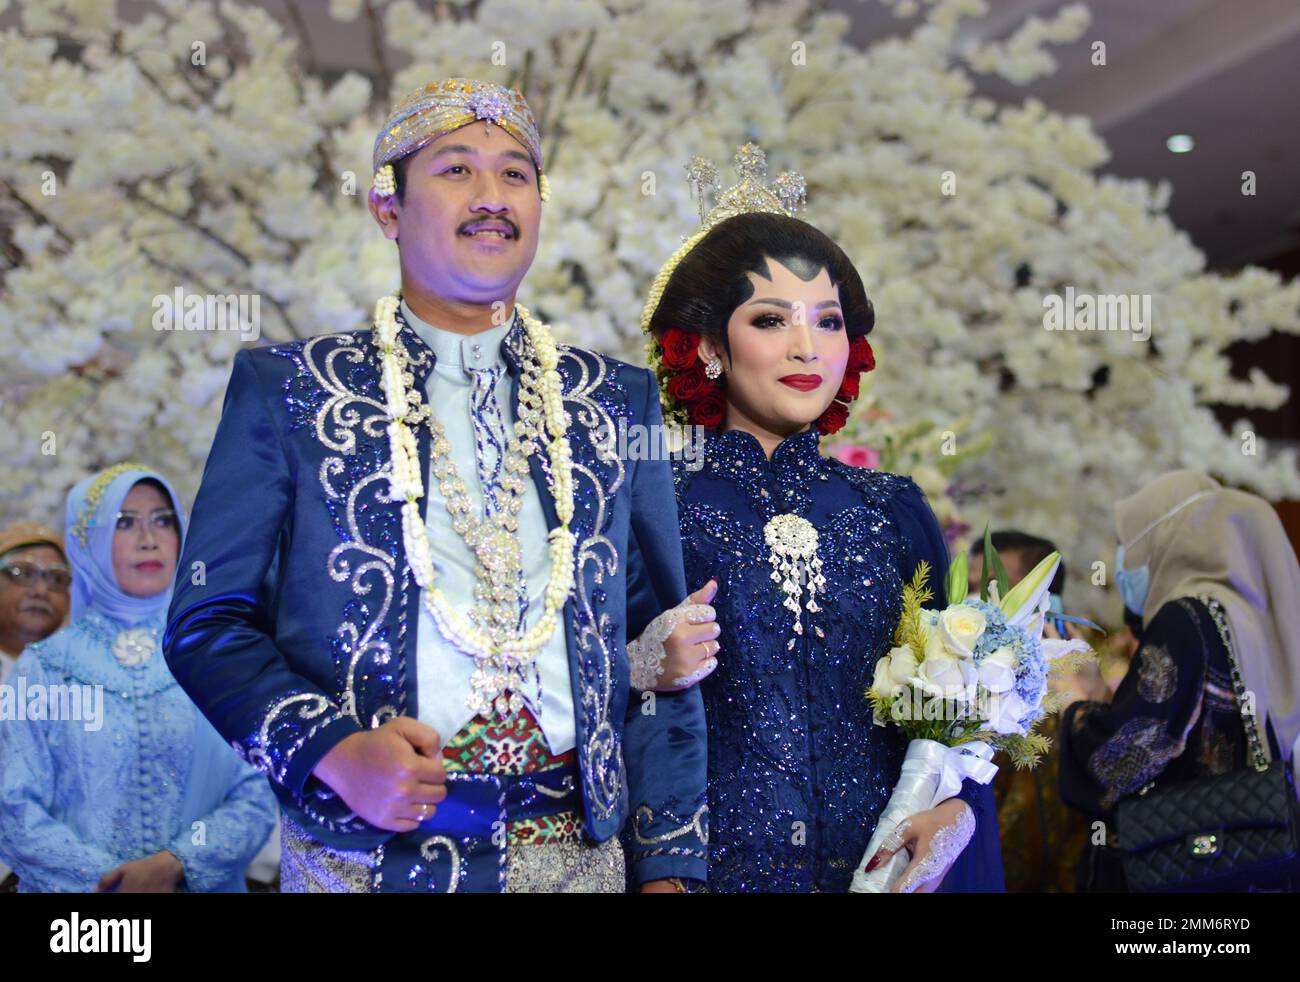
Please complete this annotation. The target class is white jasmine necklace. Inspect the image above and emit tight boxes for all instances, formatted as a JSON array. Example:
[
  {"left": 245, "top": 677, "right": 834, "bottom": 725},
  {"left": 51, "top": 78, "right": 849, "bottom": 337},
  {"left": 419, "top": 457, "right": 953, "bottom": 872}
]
[{"left": 371, "top": 293, "right": 576, "bottom": 718}]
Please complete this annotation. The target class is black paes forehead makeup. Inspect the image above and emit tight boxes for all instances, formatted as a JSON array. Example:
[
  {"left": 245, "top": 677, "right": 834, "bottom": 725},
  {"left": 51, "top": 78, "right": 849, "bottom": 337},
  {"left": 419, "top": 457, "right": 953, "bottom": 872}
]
[
  {"left": 751, "top": 253, "right": 828, "bottom": 284},
  {"left": 738, "top": 256, "right": 841, "bottom": 310}
]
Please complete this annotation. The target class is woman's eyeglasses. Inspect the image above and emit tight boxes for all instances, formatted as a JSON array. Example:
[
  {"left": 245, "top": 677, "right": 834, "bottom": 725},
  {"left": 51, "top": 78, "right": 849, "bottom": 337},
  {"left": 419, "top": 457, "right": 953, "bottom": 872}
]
[
  {"left": 114, "top": 509, "right": 179, "bottom": 534},
  {"left": 0, "top": 562, "right": 72, "bottom": 591}
]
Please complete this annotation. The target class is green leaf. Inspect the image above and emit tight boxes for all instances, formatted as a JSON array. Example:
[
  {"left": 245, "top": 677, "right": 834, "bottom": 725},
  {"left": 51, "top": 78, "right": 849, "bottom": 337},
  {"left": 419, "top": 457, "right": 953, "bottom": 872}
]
[{"left": 979, "top": 525, "right": 1010, "bottom": 601}]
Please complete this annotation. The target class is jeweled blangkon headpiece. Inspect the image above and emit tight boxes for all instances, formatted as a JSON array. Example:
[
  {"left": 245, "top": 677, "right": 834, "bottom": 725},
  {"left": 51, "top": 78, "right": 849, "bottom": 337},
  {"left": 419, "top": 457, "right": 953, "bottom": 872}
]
[{"left": 371, "top": 77, "right": 550, "bottom": 202}]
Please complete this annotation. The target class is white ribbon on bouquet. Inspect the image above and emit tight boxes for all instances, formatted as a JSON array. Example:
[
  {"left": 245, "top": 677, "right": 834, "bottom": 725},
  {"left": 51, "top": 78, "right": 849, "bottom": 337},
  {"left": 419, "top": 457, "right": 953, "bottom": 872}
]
[{"left": 849, "top": 738, "right": 998, "bottom": 893}]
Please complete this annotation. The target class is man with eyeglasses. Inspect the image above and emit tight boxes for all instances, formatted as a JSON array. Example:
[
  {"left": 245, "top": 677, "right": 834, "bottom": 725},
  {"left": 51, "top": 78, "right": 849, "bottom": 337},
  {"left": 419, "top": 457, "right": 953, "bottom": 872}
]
[
  {"left": 0, "top": 521, "right": 71, "bottom": 686},
  {"left": 0, "top": 521, "right": 72, "bottom": 890}
]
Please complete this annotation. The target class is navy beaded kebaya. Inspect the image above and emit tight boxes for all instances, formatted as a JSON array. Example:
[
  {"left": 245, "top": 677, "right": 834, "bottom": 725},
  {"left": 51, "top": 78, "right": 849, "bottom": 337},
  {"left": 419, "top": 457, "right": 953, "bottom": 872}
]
[{"left": 674, "top": 427, "right": 1004, "bottom": 892}]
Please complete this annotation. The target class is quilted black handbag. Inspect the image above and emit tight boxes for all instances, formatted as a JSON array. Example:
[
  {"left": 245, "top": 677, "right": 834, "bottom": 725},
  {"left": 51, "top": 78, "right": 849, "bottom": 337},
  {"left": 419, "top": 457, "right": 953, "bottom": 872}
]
[{"left": 1116, "top": 597, "right": 1300, "bottom": 892}]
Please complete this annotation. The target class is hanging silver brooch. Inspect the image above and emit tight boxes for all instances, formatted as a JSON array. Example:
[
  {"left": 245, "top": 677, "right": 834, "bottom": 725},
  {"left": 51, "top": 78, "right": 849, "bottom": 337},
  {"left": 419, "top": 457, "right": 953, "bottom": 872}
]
[{"left": 764, "top": 514, "right": 826, "bottom": 647}]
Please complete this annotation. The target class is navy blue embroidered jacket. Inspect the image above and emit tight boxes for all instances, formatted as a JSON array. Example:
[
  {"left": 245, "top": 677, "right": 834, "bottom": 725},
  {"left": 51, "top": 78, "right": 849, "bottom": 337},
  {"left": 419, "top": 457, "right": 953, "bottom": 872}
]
[{"left": 164, "top": 317, "right": 708, "bottom": 886}]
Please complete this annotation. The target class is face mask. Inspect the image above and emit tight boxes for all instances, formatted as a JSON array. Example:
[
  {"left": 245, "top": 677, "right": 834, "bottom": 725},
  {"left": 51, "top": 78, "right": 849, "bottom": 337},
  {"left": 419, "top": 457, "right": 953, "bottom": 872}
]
[
  {"left": 1114, "top": 542, "right": 1149, "bottom": 617},
  {"left": 1112, "top": 488, "right": 1215, "bottom": 622}
]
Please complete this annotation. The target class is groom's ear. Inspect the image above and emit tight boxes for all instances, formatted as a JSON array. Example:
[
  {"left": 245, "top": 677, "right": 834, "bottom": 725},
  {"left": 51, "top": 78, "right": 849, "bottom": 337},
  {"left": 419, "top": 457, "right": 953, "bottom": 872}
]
[{"left": 368, "top": 190, "right": 401, "bottom": 241}]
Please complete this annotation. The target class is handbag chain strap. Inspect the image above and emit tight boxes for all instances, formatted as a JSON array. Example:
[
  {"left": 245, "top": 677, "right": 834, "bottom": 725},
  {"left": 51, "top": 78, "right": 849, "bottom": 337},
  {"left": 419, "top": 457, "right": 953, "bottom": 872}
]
[{"left": 1200, "top": 595, "right": 1270, "bottom": 773}]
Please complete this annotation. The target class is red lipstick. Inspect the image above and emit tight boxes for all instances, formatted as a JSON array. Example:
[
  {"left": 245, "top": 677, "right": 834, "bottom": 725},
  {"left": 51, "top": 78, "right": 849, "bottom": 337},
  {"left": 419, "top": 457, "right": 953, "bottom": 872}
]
[{"left": 778, "top": 374, "right": 823, "bottom": 391}]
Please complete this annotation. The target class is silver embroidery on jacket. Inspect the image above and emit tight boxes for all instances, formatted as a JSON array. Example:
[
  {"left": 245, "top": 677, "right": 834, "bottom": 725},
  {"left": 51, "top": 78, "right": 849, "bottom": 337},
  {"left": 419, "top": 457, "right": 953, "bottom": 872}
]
[
  {"left": 302, "top": 332, "right": 409, "bottom": 728},
  {"left": 555, "top": 346, "right": 626, "bottom": 822}
]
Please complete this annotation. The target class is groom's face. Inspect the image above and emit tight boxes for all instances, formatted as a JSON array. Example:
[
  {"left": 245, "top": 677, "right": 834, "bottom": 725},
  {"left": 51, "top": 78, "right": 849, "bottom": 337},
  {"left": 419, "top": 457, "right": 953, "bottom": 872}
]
[{"left": 373, "top": 122, "right": 542, "bottom": 306}]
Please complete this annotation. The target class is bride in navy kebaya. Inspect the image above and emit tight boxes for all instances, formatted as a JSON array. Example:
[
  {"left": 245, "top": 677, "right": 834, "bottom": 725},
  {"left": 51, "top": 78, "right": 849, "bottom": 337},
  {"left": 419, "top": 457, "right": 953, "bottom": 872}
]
[{"left": 644, "top": 210, "right": 1004, "bottom": 892}]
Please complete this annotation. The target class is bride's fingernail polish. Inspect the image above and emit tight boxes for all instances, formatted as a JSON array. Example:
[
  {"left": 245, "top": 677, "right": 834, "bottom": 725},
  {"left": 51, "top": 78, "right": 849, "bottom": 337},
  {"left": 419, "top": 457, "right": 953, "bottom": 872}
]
[{"left": 864, "top": 854, "right": 880, "bottom": 873}]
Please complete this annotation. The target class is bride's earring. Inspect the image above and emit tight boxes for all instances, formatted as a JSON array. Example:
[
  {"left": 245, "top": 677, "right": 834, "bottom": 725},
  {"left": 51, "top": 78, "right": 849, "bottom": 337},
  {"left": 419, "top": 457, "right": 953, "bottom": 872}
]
[{"left": 704, "top": 357, "right": 723, "bottom": 380}]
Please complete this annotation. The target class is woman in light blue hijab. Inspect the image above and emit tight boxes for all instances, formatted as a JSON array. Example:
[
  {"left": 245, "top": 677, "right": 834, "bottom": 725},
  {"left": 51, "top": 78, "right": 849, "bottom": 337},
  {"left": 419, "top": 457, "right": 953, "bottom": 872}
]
[{"left": 0, "top": 463, "right": 276, "bottom": 892}]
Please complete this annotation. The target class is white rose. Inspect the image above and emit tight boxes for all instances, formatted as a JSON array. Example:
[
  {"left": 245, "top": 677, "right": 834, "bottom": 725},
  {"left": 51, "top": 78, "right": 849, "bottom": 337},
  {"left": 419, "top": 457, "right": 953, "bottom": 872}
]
[
  {"left": 918, "top": 617, "right": 948, "bottom": 664},
  {"left": 958, "top": 659, "right": 979, "bottom": 702},
  {"left": 886, "top": 644, "right": 919, "bottom": 686},
  {"left": 917, "top": 654, "right": 977, "bottom": 703},
  {"left": 872, "top": 644, "right": 920, "bottom": 702},
  {"left": 939, "top": 605, "right": 986, "bottom": 658},
  {"left": 978, "top": 646, "right": 1019, "bottom": 694},
  {"left": 983, "top": 690, "right": 1033, "bottom": 736},
  {"left": 870, "top": 653, "right": 893, "bottom": 701}
]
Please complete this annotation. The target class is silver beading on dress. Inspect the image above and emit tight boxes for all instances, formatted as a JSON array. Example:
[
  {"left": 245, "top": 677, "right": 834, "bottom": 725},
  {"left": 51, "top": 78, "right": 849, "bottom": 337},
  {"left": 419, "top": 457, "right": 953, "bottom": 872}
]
[
  {"left": 895, "top": 801, "right": 976, "bottom": 894},
  {"left": 627, "top": 597, "right": 716, "bottom": 691}
]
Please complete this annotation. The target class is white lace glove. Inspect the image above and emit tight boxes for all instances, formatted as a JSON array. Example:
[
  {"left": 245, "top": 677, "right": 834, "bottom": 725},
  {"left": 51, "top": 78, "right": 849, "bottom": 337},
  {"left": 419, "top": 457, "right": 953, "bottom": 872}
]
[
  {"left": 871, "top": 799, "right": 976, "bottom": 894},
  {"left": 627, "top": 582, "right": 720, "bottom": 691}
]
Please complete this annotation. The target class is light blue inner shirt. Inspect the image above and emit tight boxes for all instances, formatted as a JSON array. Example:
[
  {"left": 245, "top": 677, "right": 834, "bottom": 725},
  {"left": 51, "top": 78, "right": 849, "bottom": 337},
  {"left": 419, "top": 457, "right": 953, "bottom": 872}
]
[{"left": 401, "top": 300, "right": 575, "bottom": 754}]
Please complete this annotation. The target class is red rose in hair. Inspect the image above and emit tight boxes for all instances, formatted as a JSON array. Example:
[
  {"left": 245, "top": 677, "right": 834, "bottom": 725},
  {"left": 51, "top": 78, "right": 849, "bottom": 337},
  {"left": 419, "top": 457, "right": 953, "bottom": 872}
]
[
  {"left": 848, "top": 337, "right": 875, "bottom": 373},
  {"left": 692, "top": 390, "right": 727, "bottom": 429},
  {"left": 817, "top": 399, "right": 850, "bottom": 435},
  {"left": 667, "top": 362, "right": 710, "bottom": 403},
  {"left": 660, "top": 327, "right": 701, "bottom": 372},
  {"left": 835, "top": 373, "right": 861, "bottom": 402}
]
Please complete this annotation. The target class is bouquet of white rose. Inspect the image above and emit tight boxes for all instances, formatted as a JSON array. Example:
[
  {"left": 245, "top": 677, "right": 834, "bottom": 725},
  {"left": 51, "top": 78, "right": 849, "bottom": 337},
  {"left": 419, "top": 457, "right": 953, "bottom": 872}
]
[{"left": 849, "top": 532, "right": 1094, "bottom": 893}]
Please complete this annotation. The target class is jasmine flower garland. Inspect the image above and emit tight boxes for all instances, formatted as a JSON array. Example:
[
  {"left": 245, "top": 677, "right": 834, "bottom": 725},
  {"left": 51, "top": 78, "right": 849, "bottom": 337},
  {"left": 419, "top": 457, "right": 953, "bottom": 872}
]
[{"left": 371, "top": 292, "right": 576, "bottom": 717}]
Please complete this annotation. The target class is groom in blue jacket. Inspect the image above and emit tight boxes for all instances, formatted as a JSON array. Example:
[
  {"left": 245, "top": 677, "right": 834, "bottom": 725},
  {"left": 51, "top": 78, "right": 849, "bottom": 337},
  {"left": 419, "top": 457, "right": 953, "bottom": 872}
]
[{"left": 165, "top": 78, "right": 709, "bottom": 892}]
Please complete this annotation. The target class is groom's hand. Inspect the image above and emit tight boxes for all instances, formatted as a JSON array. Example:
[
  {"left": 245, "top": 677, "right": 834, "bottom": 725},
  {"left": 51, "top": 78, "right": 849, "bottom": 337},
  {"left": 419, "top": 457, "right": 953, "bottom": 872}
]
[{"left": 312, "top": 716, "right": 448, "bottom": 832}]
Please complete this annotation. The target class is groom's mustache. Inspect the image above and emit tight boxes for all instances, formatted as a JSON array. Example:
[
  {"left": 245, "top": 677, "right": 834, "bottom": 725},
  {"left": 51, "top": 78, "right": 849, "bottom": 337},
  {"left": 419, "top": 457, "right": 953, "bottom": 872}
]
[{"left": 459, "top": 217, "right": 519, "bottom": 239}]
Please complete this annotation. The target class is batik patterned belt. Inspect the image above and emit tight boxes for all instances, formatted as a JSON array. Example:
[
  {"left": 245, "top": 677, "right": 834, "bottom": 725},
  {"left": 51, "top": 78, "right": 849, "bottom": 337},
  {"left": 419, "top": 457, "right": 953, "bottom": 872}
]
[
  {"left": 441, "top": 701, "right": 583, "bottom": 846},
  {"left": 373, "top": 698, "right": 613, "bottom": 892}
]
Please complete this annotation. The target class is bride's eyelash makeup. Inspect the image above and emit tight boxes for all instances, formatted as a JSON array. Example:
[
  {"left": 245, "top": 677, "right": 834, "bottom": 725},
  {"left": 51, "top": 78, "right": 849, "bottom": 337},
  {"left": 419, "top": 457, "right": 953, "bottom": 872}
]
[{"left": 751, "top": 311, "right": 845, "bottom": 330}]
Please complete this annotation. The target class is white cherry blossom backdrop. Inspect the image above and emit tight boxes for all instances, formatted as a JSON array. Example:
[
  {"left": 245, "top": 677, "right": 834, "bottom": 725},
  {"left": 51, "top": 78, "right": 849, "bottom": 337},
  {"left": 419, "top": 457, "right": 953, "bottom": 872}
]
[{"left": 2, "top": 0, "right": 1297, "bottom": 617}]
